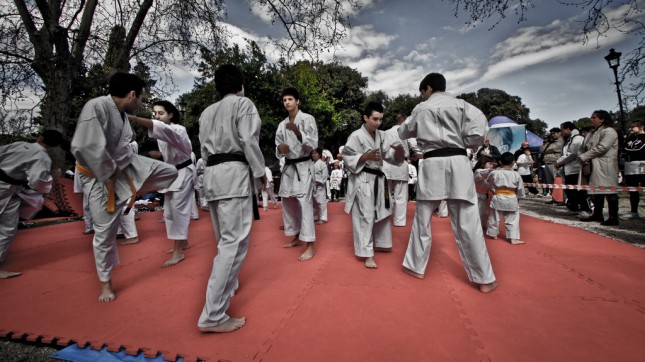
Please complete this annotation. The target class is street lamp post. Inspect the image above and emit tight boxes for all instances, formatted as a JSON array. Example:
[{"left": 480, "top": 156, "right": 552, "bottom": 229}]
[{"left": 604, "top": 48, "right": 627, "bottom": 135}]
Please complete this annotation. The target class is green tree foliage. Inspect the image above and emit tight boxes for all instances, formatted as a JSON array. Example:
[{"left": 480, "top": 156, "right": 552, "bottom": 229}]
[
  {"left": 458, "top": 88, "right": 547, "bottom": 137},
  {"left": 383, "top": 94, "right": 420, "bottom": 129}
]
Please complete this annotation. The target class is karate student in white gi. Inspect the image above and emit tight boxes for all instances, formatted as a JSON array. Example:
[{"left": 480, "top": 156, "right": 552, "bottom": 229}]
[
  {"left": 398, "top": 72, "right": 497, "bottom": 293},
  {"left": 0, "top": 130, "right": 64, "bottom": 279},
  {"left": 74, "top": 166, "right": 94, "bottom": 235},
  {"left": 197, "top": 64, "right": 266, "bottom": 333},
  {"left": 486, "top": 152, "right": 525, "bottom": 244},
  {"left": 262, "top": 166, "right": 278, "bottom": 211},
  {"left": 342, "top": 102, "right": 405, "bottom": 269},
  {"left": 311, "top": 148, "right": 329, "bottom": 224},
  {"left": 71, "top": 73, "right": 178, "bottom": 302},
  {"left": 382, "top": 114, "right": 410, "bottom": 227},
  {"left": 129, "top": 100, "right": 195, "bottom": 267},
  {"left": 196, "top": 157, "right": 208, "bottom": 210},
  {"left": 276, "top": 87, "right": 318, "bottom": 261}
]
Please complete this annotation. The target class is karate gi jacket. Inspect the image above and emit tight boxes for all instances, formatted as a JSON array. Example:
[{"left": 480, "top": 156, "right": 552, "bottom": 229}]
[
  {"left": 199, "top": 94, "right": 265, "bottom": 201},
  {"left": 149, "top": 120, "right": 193, "bottom": 193},
  {"left": 398, "top": 92, "right": 487, "bottom": 203},
  {"left": 342, "top": 125, "right": 404, "bottom": 222},
  {"left": 275, "top": 110, "right": 318, "bottom": 197},
  {"left": 71, "top": 96, "right": 173, "bottom": 203}
]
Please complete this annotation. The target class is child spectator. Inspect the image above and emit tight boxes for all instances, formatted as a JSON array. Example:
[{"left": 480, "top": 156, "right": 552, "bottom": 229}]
[
  {"left": 473, "top": 155, "right": 495, "bottom": 229},
  {"left": 329, "top": 161, "right": 342, "bottom": 202}
]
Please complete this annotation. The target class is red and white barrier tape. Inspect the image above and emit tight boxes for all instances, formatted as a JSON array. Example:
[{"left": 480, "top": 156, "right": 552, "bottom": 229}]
[{"left": 525, "top": 183, "right": 644, "bottom": 192}]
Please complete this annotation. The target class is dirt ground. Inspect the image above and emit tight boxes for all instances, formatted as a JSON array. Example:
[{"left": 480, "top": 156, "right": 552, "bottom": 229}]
[{"left": 1, "top": 191, "right": 643, "bottom": 361}]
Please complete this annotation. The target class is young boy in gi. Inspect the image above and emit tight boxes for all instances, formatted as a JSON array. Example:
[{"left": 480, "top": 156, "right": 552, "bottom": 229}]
[
  {"left": 486, "top": 152, "right": 526, "bottom": 245},
  {"left": 312, "top": 148, "right": 329, "bottom": 224},
  {"left": 342, "top": 102, "right": 405, "bottom": 269},
  {"left": 275, "top": 87, "right": 318, "bottom": 261}
]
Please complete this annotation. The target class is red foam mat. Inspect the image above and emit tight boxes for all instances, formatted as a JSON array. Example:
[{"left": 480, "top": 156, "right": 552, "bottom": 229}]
[{"left": 1, "top": 202, "right": 644, "bottom": 361}]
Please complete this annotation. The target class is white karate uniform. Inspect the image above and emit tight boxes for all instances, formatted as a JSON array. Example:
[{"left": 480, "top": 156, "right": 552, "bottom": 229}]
[
  {"left": 116, "top": 142, "right": 140, "bottom": 239},
  {"left": 0, "top": 142, "right": 52, "bottom": 262},
  {"left": 190, "top": 153, "right": 199, "bottom": 220},
  {"left": 398, "top": 92, "right": 495, "bottom": 284},
  {"left": 312, "top": 159, "right": 329, "bottom": 222},
  {"left": 342, "top": 126, "right": 404, "bottom": 258},
  {"left": 382, "top": 125, "right": 410, "bottom": 226},
  {"left": 486, "top": 168, "right": 525, "bottom": 239},
  {"left": 197, "top": 93, "right": 265, "bottom": 328},
  {"left": 74, "top": 167, "right": 93, "bottom": 233},
  {"left": 473, "top": 168, "right": 492, "bottom": 227},
  {"left": 262, "top": 166, "right": 278, "bottom": 209},
  {"left": 275, "top": 110, "right": 318, "bottom": 242},
  {"left": 71, "top": 96, "right": 178, "bottom": 282},
  {"left": 150, "top": 120, "right": 195, "bottom": 240},
  {"left": 195, "top": 158, "right": 208, "bottom": 210}
]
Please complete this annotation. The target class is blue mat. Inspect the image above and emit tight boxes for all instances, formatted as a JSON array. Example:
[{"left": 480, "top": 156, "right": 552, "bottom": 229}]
[{"left": 52, "top": 343, "right": 184, "bottom": 362}]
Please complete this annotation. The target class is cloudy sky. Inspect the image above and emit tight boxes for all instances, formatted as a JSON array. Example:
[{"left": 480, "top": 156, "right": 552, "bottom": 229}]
[{"left": 175, "top": 0, "right": 642, "bottom": 129}]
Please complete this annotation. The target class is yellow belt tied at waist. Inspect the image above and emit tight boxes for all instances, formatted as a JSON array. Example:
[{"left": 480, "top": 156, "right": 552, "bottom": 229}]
[
  {"left": 494, "top": 189, "right": 516, "bottom": 196},
  {"left": 76, "top": 163, "right": 137, "bottom": 214}
]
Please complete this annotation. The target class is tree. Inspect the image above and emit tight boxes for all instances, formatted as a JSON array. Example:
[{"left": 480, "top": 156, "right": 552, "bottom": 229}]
[
  {"left": 0, "top": 0, "right": 364, "bottom": 144},
  {"left": 457, "top": 88, "right": 548, "bottom": 136},
  {"left": 383, "top": 94, "right": 420, "bottom": 129},
  {"left": 447, "top": 0, "right": 645, "bottom": 106}
]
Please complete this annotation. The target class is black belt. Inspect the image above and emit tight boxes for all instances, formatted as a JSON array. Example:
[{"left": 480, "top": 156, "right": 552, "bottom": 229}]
[
  {"left": 206, "top": 153, "right": 247, "bottom": 166},
  {"left": 205, "top": 153, "right": 259, "bottom": 220},
  {"left": 284, "top": 155, "right": 311, "bottom": 181},
  {"left": 175, "top": 159, "right": 192, "bottom": 170},
  {"left": 0, "top": 168, "right": 28, "bottom": 186},
  {"left": 362, "top": 167, "right": 390, "bottom": 209},
  {"left": 423, "top": 148, "right": 467, "bottom": 159}
]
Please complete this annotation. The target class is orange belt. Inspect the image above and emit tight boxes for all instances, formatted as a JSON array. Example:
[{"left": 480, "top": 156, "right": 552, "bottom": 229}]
[
  {"left": 494, "top": 189, "right": 516, "bottom": 196},
  {"left": 76, "top": 163, "right": 136, "bottom": 214}
]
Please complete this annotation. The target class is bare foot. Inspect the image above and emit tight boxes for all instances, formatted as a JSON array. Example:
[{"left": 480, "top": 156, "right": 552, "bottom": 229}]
[
  {"left": 279, "top": 225, "right": 285, "bottom": 230},
  {"left": 403, "top": 266, "right": 424, "bottom": 279},
  {"left": 0, "top": 270, "right": 21, "bottom": 279},
  {"left": 479, "top": 281, "right": 498, "bottom": 294},
  {"left": 374, "top": 246, "right": 392, "bottom": 252},
  {"left": 156, "top": 219, "right": 165, "bottom": 223},
  {"left": 486, "top": 235, "right": 498, "bottom": 240},
  {"left": 510, "top": 239, "right": 525, "bottom": 245},
  {"left": 99, "top": 281, "right": 116, "bottom": 302},
  {"left": 283, "top": 234, "right": 301, "bottom": 248},
  {"left": 162, "top": 252, "right": 185, "bottom": 268},
  {"left": 166, "top": 241, "right": 191, "bottom": 253},
  {"left": 199, "top": 317, "right": 246, "bottom": 333},
  {"left": 298, "top": 244, "right": 316, "bottom": 261},
  {"left": 119, "top": 236, "right": 139, "bottom": 245},
  {"left": 83, "top": 230, "right": 94, "bottom": 235},
  {"left": 315, "top": 220, "right": 327, "bottom": 224},
  {"left": 365, "top": 257, "right": 378, "bottom": 269}
]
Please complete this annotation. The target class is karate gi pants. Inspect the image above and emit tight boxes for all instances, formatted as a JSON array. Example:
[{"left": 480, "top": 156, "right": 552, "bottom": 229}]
[
  {"left": 486, "top": 208, "right": 520, "bottom": 239},
  {"left": 0, "top": 193, "right": 21, "bottom": 263},
  {"left": 163, "top": 177, "right": 194, "bottom": 240},
  {"left": 82, "top": 193, "right": 94, "bottom": 233},
  {"left": 403, "top": 199, "right": 495, "bottom": 284},
  {"left": 282, "top": 194, "right": 316, "bottom": 242},
  {"left": 312, "top": 185, "right": 328, "bottom": 222},
  {"left": 476, "top": 193, "right": 489, "bottom": 228},
  {"left": 198, "top": 196, "right": 252, "bottom": 328},
  {"left": 262, "top": 187, "right": 278, "bottom": 209},
  {"left": 0, "top": 186, "right": 44, "bottom": 263},
  {"left": 388, "top": 179, "right": 408, "bottom": 226},
  {"left": 351, "top": 200, "right": 392, "bottom": 258},
  {"left": 83, "top": 164, "right": 177, "bottom": 282},
  {"left": 117, "top": 201, "right": 137, "bottom": 238}
]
